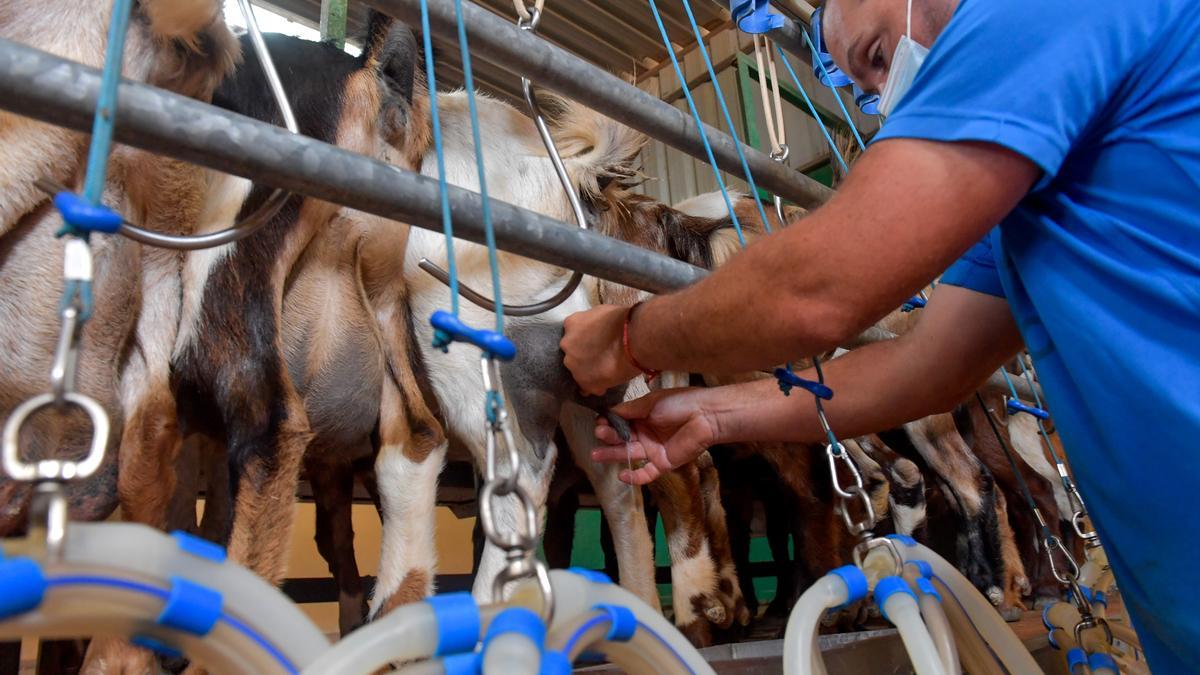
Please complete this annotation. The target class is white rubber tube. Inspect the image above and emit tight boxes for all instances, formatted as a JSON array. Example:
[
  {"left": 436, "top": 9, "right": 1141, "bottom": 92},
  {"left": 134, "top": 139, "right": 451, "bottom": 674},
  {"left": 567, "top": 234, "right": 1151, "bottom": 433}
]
[
  {"left": 782, "top": 575, "right": 849, "bottom": 675},
  {"left": 0, "top": 578, "right": 288, "bottom": 673},
  {"left": 62, "top": 522, "right": 329, "bottom": 667},
  {"left": 899, "top": 542, "right": 1042, "bottom": 675},
  {"left": 881, "top": 591, "right": 947, "bottom": 675},
  {"left": 482, "top": 632, "right": 541, "bottom": 674},
  {"left": 917, "top": 592, "right": 959, "bottom": 675}
]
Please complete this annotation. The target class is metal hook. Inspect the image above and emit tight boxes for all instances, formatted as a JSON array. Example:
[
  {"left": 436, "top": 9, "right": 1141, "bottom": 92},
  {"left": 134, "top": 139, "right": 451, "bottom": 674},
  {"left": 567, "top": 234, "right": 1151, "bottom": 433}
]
[
  {"left": 419, "top": 6, "right": 587, "bottom": 317},
  {"left": 3, "top": 392, "right": 110, "bottom": 483}
]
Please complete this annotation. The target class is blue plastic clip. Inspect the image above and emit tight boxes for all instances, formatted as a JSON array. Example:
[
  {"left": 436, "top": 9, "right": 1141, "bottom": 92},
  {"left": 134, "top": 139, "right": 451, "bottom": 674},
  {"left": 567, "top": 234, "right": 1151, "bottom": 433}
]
[
  {"left": 873, "top": 576, "right": 917, "bottom": 623},
  {"left": 829, "top": 565, "right": 869, "bottom": 608},
  {"left": 1088, "top": 653, "right": 1118, "bottom": 673},
  {"left": 484, "top": 607, "right": 545, "bottom": 651},
  {"left": 594, "top": 604, "right": 637, "bottom": 643},
  {"left": 1006, "top": 398, "right": 1050, "bottom": 420},
  {"left": 131, "top": 635, "right": 183, "bottom": 660},
  {"left": 853, "top": 84, "right": 881, "bottom": 115},
  {"left": 539, "top": 650, "right": 572, "bottom": 675},
  {"left": 568, "top": 567, "right": 613, "bottom": 585},
  {"left": 0, "top": 558, "right": 46, "bottom": 620},
  {"left": 427, "top": 593, "right": 482, "bottom": 656},
  {"left": 809, "top": 8, "right": 853, "bottom": 87},
  {"left": 729, "top": 0, "right": 785, "bottom": 33},
  {"left": 171, "top": 531, "right": 226, "bottom": 564},
  {"left": 886, "top": 533, "right": 918, "bottom": 547},
  {"left": 774, "top": 368, "right": 833, "bottom": 399},
  {"left": 1042, "top": 603, "right": 1057, "bottom": 631},
  {"left": 157, "top": 577, "right": 222, "bottom": 636},
  {"left": 1066, "top": 647, "right": 1088, "bottom": 672},
  {"left": 915, "top": 577, "right": 941, "bottom": 602},
  {"left": 429, "top": 311, "right": 517, "bottom": 361},
  {"left": 442, "top": 651, "right": 482, "bottom": 675},
  {"left": 53, "top": 192, "right": 123, "bottom": 235},
  {"left": 906, "top": 559, "right": 933, "bottom": 579},
  {"left": 900, "top": 295, "right": 927, "bottom": 312}
]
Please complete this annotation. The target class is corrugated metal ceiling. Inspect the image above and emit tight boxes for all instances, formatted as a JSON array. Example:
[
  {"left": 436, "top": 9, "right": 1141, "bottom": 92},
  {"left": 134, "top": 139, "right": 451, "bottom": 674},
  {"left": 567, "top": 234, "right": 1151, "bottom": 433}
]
[{"left": 259, "top": 0, "right": 812, "bottom": 103}]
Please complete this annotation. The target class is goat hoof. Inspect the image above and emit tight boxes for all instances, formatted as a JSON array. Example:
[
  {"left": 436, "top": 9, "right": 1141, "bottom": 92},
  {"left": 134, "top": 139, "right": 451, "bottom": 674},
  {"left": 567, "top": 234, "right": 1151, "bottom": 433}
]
[
  {"left": 703, "top": 602, "right": 728, "bottom": 626},
  {"left": 1016, "top": 576, "right": 1032, "bottom": 597},
  {"left": 986, "top": 586, "right": 1005, "bottom": 607}
]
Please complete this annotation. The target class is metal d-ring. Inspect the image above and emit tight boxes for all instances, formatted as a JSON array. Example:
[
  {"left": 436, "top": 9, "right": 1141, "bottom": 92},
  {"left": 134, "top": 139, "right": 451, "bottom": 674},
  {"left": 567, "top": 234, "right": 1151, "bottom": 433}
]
[
  {"left": 2, "top": 392, "right": 110, "bottom": 482},
  {"left": 419, "top": 4, "right": 588, "bottom": 317}
]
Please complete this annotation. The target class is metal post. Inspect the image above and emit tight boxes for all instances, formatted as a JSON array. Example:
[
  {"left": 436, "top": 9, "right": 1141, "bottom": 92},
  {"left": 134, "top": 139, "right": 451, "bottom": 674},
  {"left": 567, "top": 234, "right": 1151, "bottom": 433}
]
[
  {"left": 319, "top": 0, "right": 349, "bottom": 49},
  {"left": 364, "top": 0, "right": 835, "bottom": 210}
]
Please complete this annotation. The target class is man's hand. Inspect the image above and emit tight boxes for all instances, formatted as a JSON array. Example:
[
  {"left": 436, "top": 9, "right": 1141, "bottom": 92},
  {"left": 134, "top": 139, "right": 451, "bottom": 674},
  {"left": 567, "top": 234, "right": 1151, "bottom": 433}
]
[
  {"left": 561, "top": 304, "right": 641, "bottom": 396},
  {"left": 590, "top": 387, "right": 721, "bottom": 485}
]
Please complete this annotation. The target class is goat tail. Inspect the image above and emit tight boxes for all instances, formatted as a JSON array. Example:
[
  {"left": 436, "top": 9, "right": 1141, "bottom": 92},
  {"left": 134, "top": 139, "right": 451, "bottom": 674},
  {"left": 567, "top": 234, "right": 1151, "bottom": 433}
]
[{"left": 541, "top": 95, "right": 648, "bottom": 199}]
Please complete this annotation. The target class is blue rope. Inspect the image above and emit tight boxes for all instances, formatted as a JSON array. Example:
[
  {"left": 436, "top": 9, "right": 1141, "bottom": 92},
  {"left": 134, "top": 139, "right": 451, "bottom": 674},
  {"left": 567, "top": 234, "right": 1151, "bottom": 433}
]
[
  {"left": 452, "top": 0, "right": 504, "bottom": 331},
  {"left": 774, "top": 45, "right": 848, "bottom": 174},
  {"left": 800, "top": 32, "right": 866, "bottom": 151},
  {"left": 647, "top": 0, "right": 747, "bottom": 247},
  {"left": 80, "top": 0, "right": 135, "bottom": 211},
  {"left": 420, "top": 0, "right": 459, "bottom": 317},
  {"left": 678, "top": 0, "right": 772, "bottom": 234}
]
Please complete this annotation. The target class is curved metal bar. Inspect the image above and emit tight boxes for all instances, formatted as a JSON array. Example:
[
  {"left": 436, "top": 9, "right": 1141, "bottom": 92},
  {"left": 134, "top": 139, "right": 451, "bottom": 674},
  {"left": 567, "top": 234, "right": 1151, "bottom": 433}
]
[
  {"left": 420, "top": 6, "right": 587, "bottom": 316},
  {"left": 109, "top": 0, "right": 297, "bottom": 251}
]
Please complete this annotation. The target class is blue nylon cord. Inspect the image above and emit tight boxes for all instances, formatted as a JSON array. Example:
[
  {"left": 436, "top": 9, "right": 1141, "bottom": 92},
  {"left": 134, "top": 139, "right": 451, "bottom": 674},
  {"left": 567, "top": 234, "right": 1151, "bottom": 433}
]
[
  {"left": 800, "top": 32, "right": 866, "bottom": 151},
  {"left": 420, "top": 0, "right": 459, "bottom": 316},
  {"left": 451, "top": 0, "right": 505, "bottom": 331},
  {"left": 775, "top": 45, "right": 848, "bottom": 174},
  {"left": 45, "top": 575, "right": 297, "bottom": 673},
  {"left": 646, "top": 0, "right": 747, "bottom": 247},
  {"left": 81, "top": 0, "right": 135, "bottom": 209},
  {"left": 678, "top": 0, "right": 772, "bottom": 234}
]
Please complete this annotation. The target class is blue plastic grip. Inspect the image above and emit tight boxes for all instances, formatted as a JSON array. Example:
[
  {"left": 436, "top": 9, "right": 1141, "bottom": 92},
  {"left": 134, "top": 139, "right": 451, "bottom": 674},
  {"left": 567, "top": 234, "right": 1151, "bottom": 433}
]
[
  {"left": 539, "top": 650, "right": 572, "bottom": 675},
  {"left": 829, "top": 565, "right": 869, "bottom": 606},
  {"left": 53, "top": 192, "right": 123, "bottom": 234},
  {"left": 568, "top": 567, "right": 613, "bottom": 585},
  {"left": 0, "top": 558, "right": 46, "bottom": 620},
  {"left": 873, "top": 576, "right": 917, "bottom": 622},
  {"left": 131, "top": 635, "right": 183, "bottom": 660},
  {"left": 853, "top": 85, "right": 881, "bottom": 115},
  {"left": 157, "top": 577, "right": 222, "bottom": 636},
  {"left": 485, "top": 607, "right": 545, "bottom": 650},
  {"left": 429, "top": 311, "right": 517, "bottom": 360},
  {"left": 1006, "top": 398, "right": 1050, "bottom": 420},
  {"left": 443, "top": 651, "right": 481, "bottom": 675},
  {"left": 172, "top": 531, "right": 226, "bottom": 563},
  {"left": 774, "top": 368, "right": 833, "bottom": 399},
  {"left": 729, "top": 0, "right": 785, "bottom": 33},
  {"left": 901, "top": 295, "right": 927, "bottom": 312},
  {"left": 594, "top": 604, "right": 638, "bottom": 642},
  {"left": 915, "top": 577, "right": 941, "bottom": 602},
  {"left": 1088, "top": 653, "right": 1118, "bottom": 672},
  {"left": 907, "top": 560, "right": 933, "bottom": 579},
  {"left": 1066, "top": 647, "right": 1088, "bottom": 672},
  {"left": 428, "top": 592, "right": 481, "bottom": 656},
  {"left": 809, "top": 8, "right": 854, "bottom": 88}
]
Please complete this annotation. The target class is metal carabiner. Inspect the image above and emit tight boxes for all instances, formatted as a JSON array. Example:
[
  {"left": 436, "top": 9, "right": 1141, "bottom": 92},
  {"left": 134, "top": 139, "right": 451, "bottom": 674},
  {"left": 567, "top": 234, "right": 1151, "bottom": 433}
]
[
  {"left": 836, "top": 483, "right": 877, "bottom": 537},
  {"left": 825, "top": 442, "right": 864, "bottom": 500},
  {"left": 1046, "top": 534, "right": 1082, "bottom": 586},
  {"left": 2, "top": 392, "right": 109, "bottom": 483}
]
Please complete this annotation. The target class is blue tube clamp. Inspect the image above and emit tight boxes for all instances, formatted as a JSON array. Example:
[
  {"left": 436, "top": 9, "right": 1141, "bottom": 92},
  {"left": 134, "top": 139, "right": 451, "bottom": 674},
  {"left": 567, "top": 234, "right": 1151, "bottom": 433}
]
[
  {"left": 873, "top": 576, "right": 917, "bottom": 622},
  {"left": 729, "top": 1, "right": 786, "bottom": 33},
  {"left": 774, "top": 368, "right": 833, "bottom": 399},
  {"left": 1006, "top": 398, "right": 1050, "bottom": 420},
  {"left": 594, "top": 604, "right": 638, "bottom": 642},
  {"left": 430, "top": 311, "right": 517, "bottom": 360},
  {"left": 829, "top": 565, "right": 869, "bottom": 608},
  {"left": 157, "top": 577, "right": 222, "bottom": 636},
  {"left": 484, "top": 607, "right": 545, "bottom": 650},
  {"left": 53, "top": 192, "right": 123, "bottom": 234},
  {"left": 0, "top": 558, "right": 46, "bottom": 620},
  {"left": 428, "top": 592, "right": 482, "bottom": 656}
]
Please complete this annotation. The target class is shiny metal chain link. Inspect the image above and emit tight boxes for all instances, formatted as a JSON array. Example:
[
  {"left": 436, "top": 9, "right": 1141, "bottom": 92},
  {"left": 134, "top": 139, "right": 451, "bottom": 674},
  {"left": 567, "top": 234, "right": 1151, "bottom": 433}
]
[{"left": 477, "top": 355, "right": 554, "bottom": 620}]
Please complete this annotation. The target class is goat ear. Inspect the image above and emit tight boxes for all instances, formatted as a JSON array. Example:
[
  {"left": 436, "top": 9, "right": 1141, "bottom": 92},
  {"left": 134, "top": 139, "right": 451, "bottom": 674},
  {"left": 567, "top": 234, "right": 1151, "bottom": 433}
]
[{"left": 362, "top": 12, "right": 421, "bottom": 140}]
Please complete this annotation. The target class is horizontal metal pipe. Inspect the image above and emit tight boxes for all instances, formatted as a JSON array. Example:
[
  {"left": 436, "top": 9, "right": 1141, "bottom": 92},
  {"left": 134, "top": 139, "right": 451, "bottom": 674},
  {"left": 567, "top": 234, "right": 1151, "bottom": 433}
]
[
  {"left": 366, "top": 0, "right": 835, "bottom": 210},
  {"left": 769, "top": 17, "right": 816, "bottom": 67},
  {"left": 0, "top": 37, "right": 705, "bottom": 295}
]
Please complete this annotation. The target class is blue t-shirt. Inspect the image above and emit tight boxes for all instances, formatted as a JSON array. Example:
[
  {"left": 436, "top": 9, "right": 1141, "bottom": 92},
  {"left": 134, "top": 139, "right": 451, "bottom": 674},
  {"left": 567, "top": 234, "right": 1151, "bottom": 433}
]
[{"left": 877, "top": 0, "right": 1200, "bottom": 671}]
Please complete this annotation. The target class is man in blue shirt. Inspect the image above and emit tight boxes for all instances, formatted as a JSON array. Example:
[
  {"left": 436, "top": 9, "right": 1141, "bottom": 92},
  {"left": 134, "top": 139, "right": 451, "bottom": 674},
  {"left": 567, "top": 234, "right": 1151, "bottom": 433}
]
[{"left": 560, "top": 0, "right": 1200, "bottom": 670}]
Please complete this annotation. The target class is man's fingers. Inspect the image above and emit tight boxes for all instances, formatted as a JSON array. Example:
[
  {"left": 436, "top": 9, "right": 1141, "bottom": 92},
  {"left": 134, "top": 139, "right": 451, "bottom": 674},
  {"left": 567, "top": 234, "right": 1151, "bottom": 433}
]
[
  {"left": 591, "top": 443, "right": 649, "bottom": 464},
  {"left": 663, "top": 419, "right": 712, "bottom": 468},
  {"left": 594, "top": 423, "right": 625, "bottom": 445},
  {"left": 610, "top": 392, "right": 661, "bottom": 420},
  {"left": 619, "top": 462, "right": 661, "bottom": 486}
]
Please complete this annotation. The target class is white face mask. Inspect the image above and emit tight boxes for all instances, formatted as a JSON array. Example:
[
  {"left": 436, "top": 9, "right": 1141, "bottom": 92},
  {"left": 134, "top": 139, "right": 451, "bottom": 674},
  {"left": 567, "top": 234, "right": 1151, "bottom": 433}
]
[{"left": 877, "top": 0, "right": 929, "bottom": 117}]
